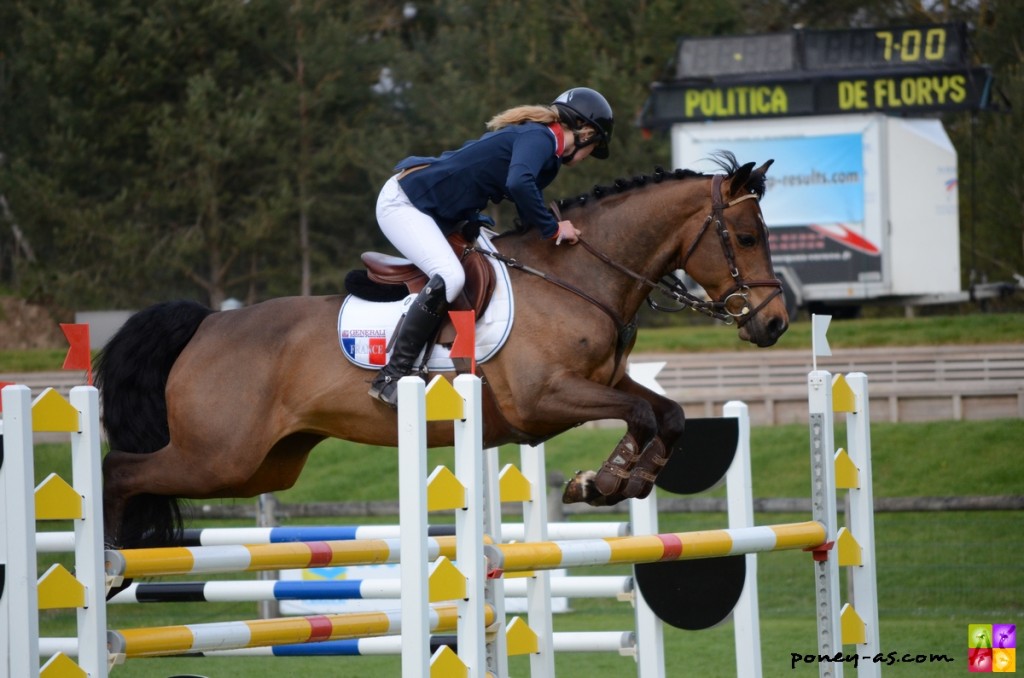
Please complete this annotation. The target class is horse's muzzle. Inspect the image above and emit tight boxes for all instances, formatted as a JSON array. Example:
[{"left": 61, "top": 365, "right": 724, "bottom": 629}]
[{"left": 739, "top": 311, "right": 788, "bottom": 347}]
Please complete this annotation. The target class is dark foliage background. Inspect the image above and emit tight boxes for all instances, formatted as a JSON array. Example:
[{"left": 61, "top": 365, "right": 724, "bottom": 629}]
[{"left": 0, "top": 0, "right": 1019, "bottom": 311}]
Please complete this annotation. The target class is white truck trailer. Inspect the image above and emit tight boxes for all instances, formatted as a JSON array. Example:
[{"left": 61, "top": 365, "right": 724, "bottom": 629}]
[{"left": 672, "top": 113, "right": 987, "bottom": 316}]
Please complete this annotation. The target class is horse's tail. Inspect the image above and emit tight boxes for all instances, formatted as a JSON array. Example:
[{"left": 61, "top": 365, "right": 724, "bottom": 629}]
[{"left": 95, "top": 300, "right": 214, "bottom": 548}]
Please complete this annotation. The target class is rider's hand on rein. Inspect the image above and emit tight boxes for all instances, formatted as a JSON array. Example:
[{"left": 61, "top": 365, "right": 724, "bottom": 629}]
[{"left": 555, "top": 220, "right": 580, "bottom": 246}]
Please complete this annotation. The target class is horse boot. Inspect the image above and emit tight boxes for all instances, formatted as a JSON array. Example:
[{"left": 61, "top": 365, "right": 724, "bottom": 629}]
[
  {"left": 585, "top": 436, "right": 638, "bottom": 503},
  {"left": 622, "top": 436, "right": 669, "bottom": 500},
  {"left": 368, "top": 274, "right": 448, "bottom": 408}
]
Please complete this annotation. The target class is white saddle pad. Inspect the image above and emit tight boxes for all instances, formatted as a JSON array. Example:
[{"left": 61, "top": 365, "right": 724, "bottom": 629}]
[{"left": 337, "top": 234, "right": 514, "bottom": 371}]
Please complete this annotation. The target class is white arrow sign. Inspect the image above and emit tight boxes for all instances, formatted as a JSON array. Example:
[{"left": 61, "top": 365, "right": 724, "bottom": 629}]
[{"left": 628, "top": 361, "right": 667, "bottom": 396}]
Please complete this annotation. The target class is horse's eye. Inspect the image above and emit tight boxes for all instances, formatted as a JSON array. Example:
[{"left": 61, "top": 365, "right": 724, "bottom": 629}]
[{"left": 737, "top": 233, "right": 757, "bottom": 247}]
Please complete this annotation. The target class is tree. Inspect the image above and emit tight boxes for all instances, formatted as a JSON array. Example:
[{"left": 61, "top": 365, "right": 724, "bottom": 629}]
[
  {"left": 0, "top": 0, "right": 405, "bottom": 307},
  {"left": 1, "top": 0, "right": 1020, "bottom": 311},
  {"left": 272, "top": 1, "right": 408, "bottom": 297},
  {"left": 954, "top": 0, "right": 1024, "bottom": 286}
]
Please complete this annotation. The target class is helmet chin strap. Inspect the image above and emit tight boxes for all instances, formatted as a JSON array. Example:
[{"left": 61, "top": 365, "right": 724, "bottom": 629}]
[
  {"left": 563, "top": 127, "right": 599, "bottom": 163},
  {"left": 573, "top": 128, "right": 598, "bottom": 150}
]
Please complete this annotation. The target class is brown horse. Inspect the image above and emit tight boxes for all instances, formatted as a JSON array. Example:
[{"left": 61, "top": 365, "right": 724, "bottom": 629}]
[{"left": 97, "top": 154, "right": 787, "bottom": 549}]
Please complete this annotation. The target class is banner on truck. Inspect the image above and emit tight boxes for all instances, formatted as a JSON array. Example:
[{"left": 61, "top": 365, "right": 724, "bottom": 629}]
[{"left": 681, "top": 132, "right": 881, "bottom": 285}]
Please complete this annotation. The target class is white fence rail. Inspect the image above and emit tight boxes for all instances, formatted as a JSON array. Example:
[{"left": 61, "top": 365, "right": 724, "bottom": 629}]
[{"left": 644, "top": 343, "right": 1024, "bottom": 424}]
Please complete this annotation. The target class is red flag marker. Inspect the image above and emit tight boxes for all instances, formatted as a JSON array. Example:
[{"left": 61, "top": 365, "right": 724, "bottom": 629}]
[
  {"left": 448, "top": 310, "right": 476, "bottom": 375},
  {"left": 60, "top": 323, "right": 92, "bottom": 385}
]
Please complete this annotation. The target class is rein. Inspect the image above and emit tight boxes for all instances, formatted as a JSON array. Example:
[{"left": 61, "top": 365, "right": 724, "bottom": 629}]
[
  {"left": 468, "top": 172, "right": 783, "bottom": 355},
  {"left": 573, "top": 237, "right": 746, "bottom": 323},
  {"left": 468, "top": 241, "right": 639, "bottom": 369}
]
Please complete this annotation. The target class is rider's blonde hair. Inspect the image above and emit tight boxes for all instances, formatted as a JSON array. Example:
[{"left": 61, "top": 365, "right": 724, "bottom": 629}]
[{"left": 486, "top": 105, "right": 560, "bottom": 130}]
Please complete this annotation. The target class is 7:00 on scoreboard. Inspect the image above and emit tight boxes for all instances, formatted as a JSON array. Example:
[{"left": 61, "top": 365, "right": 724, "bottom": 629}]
[{"left": 801, "top": 24, "right": 967, "bottom": 70}]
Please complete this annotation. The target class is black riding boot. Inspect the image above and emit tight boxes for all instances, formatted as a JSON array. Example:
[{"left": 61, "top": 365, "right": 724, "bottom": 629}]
[{"left": 368, "top": 275, "right": 448, "bottom": 407}]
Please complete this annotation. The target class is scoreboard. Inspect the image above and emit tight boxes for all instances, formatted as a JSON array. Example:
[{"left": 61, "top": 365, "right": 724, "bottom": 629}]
[{"left": 643, "top": 23, "right": 992, "bottom": 126}]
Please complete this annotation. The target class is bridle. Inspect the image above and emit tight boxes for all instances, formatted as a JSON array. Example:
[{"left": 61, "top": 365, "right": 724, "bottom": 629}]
[
  {"left": 469, "top": 171, "right": 784, "bottom": 358},
  {"left": 653, "top": 173, "right": 784, "bottom": 326}
]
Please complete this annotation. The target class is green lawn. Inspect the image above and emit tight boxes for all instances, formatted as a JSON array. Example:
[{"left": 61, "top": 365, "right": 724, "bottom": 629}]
[
  {"left": 14, "top": 309, "right": 1023, "bottom": 677},
  {"left": 630, "top": 312, "right": 1024, "bottom": 353},
  {"left": 31, "top": 416, "right": 1023, "bottom": 677},
  {"left": 36, "top": 510, "right": 1020, "bottom": 677}
]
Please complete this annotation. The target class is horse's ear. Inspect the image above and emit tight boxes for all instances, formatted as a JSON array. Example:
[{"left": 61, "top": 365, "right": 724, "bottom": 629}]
[
  {"left": 729, "top": 161, "right": 755, "bottom": 195},
  {"left": 735, "top": 159, "right": 774, "bottom": 197},
  {"left": 753, "top": 159, "right": 774, "bottom": 178}
]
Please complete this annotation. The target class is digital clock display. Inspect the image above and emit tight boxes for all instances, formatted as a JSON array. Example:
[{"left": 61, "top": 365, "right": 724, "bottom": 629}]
[
  {"left": 647, "top": 23, "right": 986, "bottom": 127},
  {"left": 802, "top": 24, "right": 966, "bottom": 70},
  {"left": 676, "top": 33, "right": 796, "bottom": 79}
]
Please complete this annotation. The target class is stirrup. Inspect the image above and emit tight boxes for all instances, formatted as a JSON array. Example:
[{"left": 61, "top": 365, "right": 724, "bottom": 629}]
[{"left": 368, "top": 367, "right": 410, "bottom": 408}]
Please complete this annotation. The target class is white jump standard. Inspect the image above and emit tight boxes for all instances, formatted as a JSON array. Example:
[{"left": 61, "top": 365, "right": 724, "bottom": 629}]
[{"left": 2, "top": 318, "right": 878, "bottom": 678}]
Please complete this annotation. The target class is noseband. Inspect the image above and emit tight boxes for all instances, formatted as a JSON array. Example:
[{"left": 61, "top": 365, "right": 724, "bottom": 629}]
[{"left": 665, "top": 173, "right": 784, "bottom": 326}]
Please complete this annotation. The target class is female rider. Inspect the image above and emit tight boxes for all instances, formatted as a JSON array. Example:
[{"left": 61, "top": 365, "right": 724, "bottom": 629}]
[{"left": 369, "top": 86, "right": 615, "bottom": 406}]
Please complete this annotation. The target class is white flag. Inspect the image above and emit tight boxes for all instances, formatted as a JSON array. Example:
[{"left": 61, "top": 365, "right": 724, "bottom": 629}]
[{"left": 812, "top": 314, "right": 832, "bottom": 358}]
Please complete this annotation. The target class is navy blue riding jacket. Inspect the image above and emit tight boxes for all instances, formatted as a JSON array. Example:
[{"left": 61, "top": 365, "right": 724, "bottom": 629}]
[{"left": 395, "top": 122, "right": 563, "bottom": 238}]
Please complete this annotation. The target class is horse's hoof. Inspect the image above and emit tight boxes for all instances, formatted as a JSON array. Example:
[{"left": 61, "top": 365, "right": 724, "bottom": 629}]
[
  {"left": 562, "top": 471, "right": 597, "bottom": 504},
  {"left": 634, "top": 481, "right": 656, "bottom": 500},
  {"left": 563, "top": 470, "right": 628, "bottom": 507},
  {"left": 623, "top": 469, "right": 658, "bottom": 500},
  {"left": 586, "top": 492, "right": 626, "bottom": 508}
]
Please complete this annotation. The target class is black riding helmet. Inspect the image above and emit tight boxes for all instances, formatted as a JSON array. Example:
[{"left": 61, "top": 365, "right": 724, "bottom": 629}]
[{"left": 552, "top": 87, "right": 614, "bottom": 160}]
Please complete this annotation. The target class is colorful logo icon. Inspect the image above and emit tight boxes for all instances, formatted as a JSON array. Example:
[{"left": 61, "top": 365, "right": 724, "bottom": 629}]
[{"left": 970, "top": 624, "right": 1016, "bottom": 673}]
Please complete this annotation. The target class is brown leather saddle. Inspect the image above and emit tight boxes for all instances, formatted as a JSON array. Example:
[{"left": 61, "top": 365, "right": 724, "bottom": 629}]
[{"left": 359, "top": 233, "right": 496, "bottom": 344}]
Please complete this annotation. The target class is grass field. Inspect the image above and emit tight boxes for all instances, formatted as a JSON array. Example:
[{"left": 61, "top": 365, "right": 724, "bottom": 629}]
[
  {"left": 12, "top": 311, "right": 1022, "bottom": 676},
  {"left": 31, "top": 414, "right": 1023, "bottom": 677}
]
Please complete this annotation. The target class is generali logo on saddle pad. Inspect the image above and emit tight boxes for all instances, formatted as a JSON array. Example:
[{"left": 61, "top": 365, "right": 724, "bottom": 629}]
[{"left": 340, "top": 328, "right": 388, "bottom": 366}]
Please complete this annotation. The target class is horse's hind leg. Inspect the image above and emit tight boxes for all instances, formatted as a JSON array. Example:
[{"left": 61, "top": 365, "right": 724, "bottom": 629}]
[
  {"left": 102, "top": 453, "right": 132, "bottom": 546},
  {"left": 103, "top": 438, "right": 298, "bottom": 548},
  {"left": 102, "top": 448, "right": 194, "bottom": 548}
]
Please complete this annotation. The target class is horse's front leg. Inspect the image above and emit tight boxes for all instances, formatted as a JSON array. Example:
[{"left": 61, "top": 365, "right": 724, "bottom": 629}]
[
  {"left": 562, "top": 429, "right": 657, "bottom": 506},
  {"left": 611, "top": 374, "right": 686, "bottom": 500},
  {"left": 557, "top": 374, "right": 685, "bottom": 507},
  {"left": 516, "top": 373, "right": 663, "bottom": 506}
]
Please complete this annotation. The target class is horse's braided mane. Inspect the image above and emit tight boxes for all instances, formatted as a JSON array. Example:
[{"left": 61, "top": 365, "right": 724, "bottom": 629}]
[
  {"left": 555, "top": 151, "right": 764, "bottom": 213},
  {"left": 554, "top": 166, "right": 700, "bottom": 212}
]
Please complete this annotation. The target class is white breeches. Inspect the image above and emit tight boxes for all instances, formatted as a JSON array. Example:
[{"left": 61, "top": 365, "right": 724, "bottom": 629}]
[{"left": 376, "top": 175, "right": 465, "bottom": 303}]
